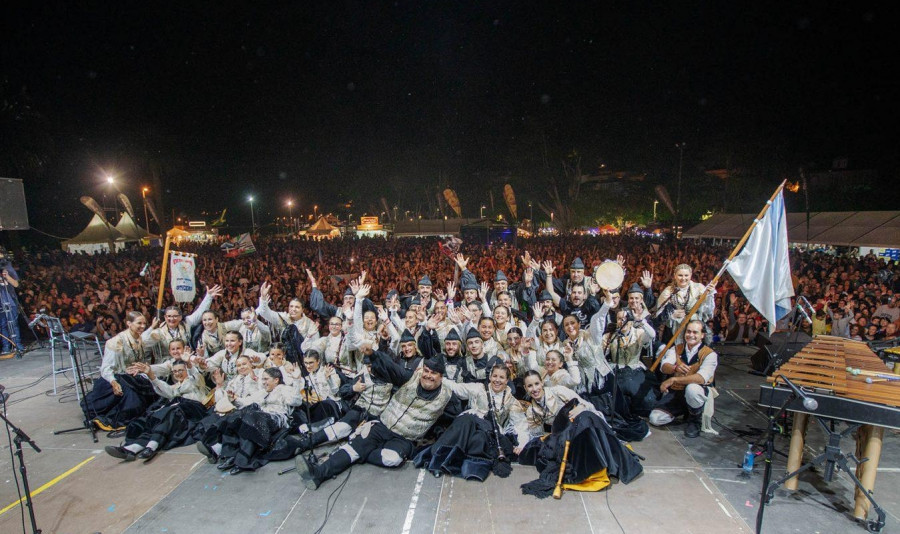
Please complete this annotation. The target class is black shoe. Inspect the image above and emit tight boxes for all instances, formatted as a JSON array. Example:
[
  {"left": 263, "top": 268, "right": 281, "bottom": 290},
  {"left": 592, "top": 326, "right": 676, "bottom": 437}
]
[
  {"left": 138, "top": 448, "right": 158, "bottom": 463},
  {"left": 217, "top": 457, "right": 235, "bottom": 471},
  {"left": 196, "top": 442, "right": 218, "bottom": 464},
  {"left": 105, "top": 445, "right": 136, "bottom": 462},
  {"left": 684, "top": 412, "right": 702, "bottom": 438},
  {"left": 229, "top": 466, "right": 245, "bottom": 476},
  {"left": 295, "top": 455, "right": 320, "bottom": 490}
]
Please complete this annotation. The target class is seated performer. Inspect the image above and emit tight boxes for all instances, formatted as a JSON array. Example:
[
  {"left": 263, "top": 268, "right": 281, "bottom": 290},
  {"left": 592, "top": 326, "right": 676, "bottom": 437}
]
[
  {"left": 649, "top": 320, "right": 717, "bottom": 438},
  {"left": 286, "top": 348, "right": 393, "bottom": 456},
  {"left": 84, "top": 311, "right": 158, "bottom": 432},
  {"left": 294, "top": 347, "right": 460, "bottom": 489},
  {"left": 214, "top": 367, "right": 304, "bottom": 475},
  {"left": 104, "top": 355, "right": 208, "bottom": 462},
  {"left": 414, "top": 363, "right": 518, "bottom": 480},
  {"left": 601, "top": 308, "right": 657, "bottom": 415},
  {"left": 294, "top": 350, "right": 344, "bottom": 429},
  {"left": 513, "top": 370, "right": 643, "bottom": 498}
]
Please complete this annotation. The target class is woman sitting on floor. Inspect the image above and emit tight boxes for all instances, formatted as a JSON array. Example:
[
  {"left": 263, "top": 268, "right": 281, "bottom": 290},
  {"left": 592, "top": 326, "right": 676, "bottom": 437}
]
[
  {"left": 83, "top": 311, "right": 159, "bottom": 432},
  {"left": 205, "top": 367, "right": 304, "bottom": 475},
  {"left": 512, "top": 370, "right": 644, "bottom": 498},
  {"left": 414, "top": 363, "right": 518, "bottom": 480},
  {"left": 104, "top": 345, "right": 209, "bottom": 462}
]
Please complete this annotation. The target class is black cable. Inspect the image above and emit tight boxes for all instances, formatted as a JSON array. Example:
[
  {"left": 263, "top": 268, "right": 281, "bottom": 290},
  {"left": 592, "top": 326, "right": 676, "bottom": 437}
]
[
  {"left": 605, "top": 488, "right": 626, "bottom": 534},
  {"left": 2, "top": 391, "right": 28, "bottom": 534},
  {"left": 312, "top": 464, "right": 353, "bottom": 534}
]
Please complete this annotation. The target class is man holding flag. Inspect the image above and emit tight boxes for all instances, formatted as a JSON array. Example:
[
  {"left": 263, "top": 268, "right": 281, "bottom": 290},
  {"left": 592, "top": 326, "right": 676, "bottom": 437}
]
[{"left": 648, "top": 181, "right": 793, "bottom": 438}]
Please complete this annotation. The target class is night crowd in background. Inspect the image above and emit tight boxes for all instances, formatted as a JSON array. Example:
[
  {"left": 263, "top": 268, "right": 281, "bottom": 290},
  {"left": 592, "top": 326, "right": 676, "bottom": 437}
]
[{"left": 8, "top": 235, "right": 899, "bottom": 346}]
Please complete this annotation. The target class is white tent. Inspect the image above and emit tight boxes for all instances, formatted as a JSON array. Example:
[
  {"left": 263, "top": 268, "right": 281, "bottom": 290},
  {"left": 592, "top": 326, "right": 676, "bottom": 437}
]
[
  {"left": 114, "top": 212, "right": 156, "bottom": 241},
  {"left": 62, "top": 214, "right": 132, "bottom": 254},
  {"left": 684, "top": 211, "right": 900, "bottom": 248}
]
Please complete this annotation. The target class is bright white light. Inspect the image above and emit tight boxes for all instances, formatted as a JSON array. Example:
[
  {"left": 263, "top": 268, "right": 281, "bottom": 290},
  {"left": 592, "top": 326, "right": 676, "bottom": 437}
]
[
  {"left": 248, "top": 196, "right": 254, "bottom": 202},
  {"left": 106, "top": 176, "right": 114, "bottom": 184}
]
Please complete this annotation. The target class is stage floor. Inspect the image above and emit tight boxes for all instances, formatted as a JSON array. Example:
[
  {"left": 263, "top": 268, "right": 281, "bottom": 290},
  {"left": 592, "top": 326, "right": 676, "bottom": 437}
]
[{"left": 1, "top": 343, "right": 897, "bottom": 534}]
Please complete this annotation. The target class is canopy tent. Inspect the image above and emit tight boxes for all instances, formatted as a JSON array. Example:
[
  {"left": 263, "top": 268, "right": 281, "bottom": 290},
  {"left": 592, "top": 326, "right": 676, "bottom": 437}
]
[
  {"left": 306, "top": 216, "right": 340, "bottom": 239},
  {"left": 62, "top": 214, "right": 132, "bottom": 254},
  {"left": 684, "top": 211, "right": 900, "bottom": 248},
  {"left": 114, "top": 212, "right": 156, "bottom": 241}
]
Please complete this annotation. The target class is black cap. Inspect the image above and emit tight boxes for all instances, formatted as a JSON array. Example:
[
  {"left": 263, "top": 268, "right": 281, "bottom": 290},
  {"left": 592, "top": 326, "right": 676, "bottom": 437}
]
[
  {"left": 418, "top": 275, "right": 433, "bottom": 286},
  {"left": 570, "top": 257, "right": 585, "bottom": 270},
  {"left": 465, "top": 328, "right": 481, "bottom": 341},
  {"left": 539, "top": 290, "right": 553, "bottom": 302},
  {"left": 400, "top": 329, "right": 416, "bottom": 343},
  {"left": 445, "top": 329, "right": 461, "bottom": 342},
  {"left": 627, "top": 283, "right": 644, "bottom": 295},
  {"left": 423, "top": 356, "right": 445, "bottom": 375}
]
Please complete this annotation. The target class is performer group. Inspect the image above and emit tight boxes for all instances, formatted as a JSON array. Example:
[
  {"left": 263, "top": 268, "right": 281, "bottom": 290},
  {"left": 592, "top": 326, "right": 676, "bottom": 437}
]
[{"left": 89, "top": 251, "right": 719, "bottom": 495}]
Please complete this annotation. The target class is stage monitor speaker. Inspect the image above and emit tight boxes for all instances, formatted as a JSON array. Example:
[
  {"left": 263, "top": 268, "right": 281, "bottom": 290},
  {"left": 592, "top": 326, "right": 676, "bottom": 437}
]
[
  {"left": 0, "top": 178, "right": 29, "bottom": 230},
  {"left": 750, "top": 331, "right": 812, "bottom": 374}
]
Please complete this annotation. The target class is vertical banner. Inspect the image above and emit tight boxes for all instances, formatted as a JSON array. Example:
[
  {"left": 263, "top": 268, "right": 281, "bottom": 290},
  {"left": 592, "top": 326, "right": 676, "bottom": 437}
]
[{"left": 170, "top": 252, "right": 197, "bottom": 303}]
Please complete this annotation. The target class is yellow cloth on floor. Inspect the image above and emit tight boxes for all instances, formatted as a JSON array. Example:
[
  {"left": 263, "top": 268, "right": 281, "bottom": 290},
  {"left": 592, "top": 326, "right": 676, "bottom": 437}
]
[{"left": 562, "top": 468, "right": 610, "bottom": 492}]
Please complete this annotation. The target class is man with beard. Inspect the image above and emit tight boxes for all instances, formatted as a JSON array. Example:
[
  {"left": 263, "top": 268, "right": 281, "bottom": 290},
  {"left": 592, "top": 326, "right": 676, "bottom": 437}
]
[
  {"left": 295, "top": 346, "right": 460, "bottom": 489},
  {"left": 544, "top": 261, "right": 601, "bottom": 329}
]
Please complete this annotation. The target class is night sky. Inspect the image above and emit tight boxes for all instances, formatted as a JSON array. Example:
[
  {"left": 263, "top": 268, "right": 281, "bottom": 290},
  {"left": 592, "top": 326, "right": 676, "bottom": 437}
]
[{"left": 2, "top": 2, "right": 896, "bottom": 236}]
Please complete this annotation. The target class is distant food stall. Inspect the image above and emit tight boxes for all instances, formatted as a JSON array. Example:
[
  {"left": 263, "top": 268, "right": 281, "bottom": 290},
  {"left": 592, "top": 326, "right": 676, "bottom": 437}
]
[{"left": 355, "top": 216, "right": 388, "bottom": 238}]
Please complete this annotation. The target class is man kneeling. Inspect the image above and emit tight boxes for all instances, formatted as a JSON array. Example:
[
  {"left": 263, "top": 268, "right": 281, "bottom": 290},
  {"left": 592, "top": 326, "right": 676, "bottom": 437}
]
[{"left": 648, "top": 320, "right": 717, "bottom": 438}]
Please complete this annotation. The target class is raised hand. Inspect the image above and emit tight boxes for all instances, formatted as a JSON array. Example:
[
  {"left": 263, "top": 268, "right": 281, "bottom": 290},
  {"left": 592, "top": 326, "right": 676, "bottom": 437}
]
[
  {"left": 521, "top": 250, "right": 532, "bottom": 267},
  {"left": 358, "top": 270, "right": 368, "bottom": 285},
  {"left": 454, "top": 253, "right": 469, "bottom": 271},
  {"left": 541, "top": 260, "right": 555, "bottom": 274},
  {"left": 259, "top": 281, "right": 271, "bottom": 300},
  {"left": 206, "top": 284, "right": 224, "bottom": 299},
  {"left": 357, "top": 283, "right": 371, "bottom": 299},
  {"left": 433, "top": 288, "right": 446, "bottom": 302},
  {"left": 532, "top": 300, "right": 544, "bottom": 318},
  {"left": 305, "top": 269, "right": 318, "bottom": 288},
  {"left": 150, "top": 316, "right": 160, "bottom": 329},
  {"left": 446, "top": 281, "right": 457, "bottom": 301},
  {"left": 523, "top": 267, "right": 534, "bottom": 286},
  {"left": 348, "top": 279, "right": 360, "bottom": 295},
  {"left": 377, "top": 306, "right": 389, "bottom": 323},
  {"left": 641, "top": 270, "right": 653, "bottom": 289},
  {"left": 479, "top": 281, "right": 489, "bottom": 299},
  {"left": 616, "top": 254, "right": 625, "bottom": 267},
  {"left": 529, "top": 258, "right": 542, "bottom": 272}
]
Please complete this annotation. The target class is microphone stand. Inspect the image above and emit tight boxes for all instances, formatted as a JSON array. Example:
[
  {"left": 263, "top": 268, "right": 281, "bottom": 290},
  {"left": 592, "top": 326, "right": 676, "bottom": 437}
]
[
  {"left": 1, "top": 391, "right": 43, "bottom": 533},
  {"left": 483, "top": 377, "right": 507, "bottom": 464},
  {"left": 276, "top": 369, "right": 320, "bottom": 476},
  {"left": 754, "top": 381, "right": 797, "bottom": 534},
  {"left": 304, "top": 374, "right": 318, "bottom": 466}
]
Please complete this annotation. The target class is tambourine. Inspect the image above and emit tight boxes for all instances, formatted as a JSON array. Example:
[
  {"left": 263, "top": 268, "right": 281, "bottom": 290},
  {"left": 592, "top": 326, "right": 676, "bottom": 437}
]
[{"left": 594, "top": 260, "right": 624, "bottom": 290}]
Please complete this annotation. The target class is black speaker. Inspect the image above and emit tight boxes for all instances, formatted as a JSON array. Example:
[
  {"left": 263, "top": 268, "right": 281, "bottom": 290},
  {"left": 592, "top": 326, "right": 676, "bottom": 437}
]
[
  {"left": 750, "top": 331, "right": 812, "bottom": 374},
  {"left": 0, "top": 178, "right": 29, "bottom": 230}
]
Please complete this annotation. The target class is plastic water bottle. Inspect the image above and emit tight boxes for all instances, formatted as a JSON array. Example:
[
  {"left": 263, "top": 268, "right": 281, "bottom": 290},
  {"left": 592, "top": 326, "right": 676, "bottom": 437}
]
[{"left": 742, "top": 444, "right": 755, "bottom": 473}]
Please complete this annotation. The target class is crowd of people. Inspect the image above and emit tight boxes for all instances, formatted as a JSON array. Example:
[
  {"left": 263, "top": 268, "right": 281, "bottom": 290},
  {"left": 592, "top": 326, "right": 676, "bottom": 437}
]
[{"left": 1, "top": 234, "right": 897, "bottom": 492}]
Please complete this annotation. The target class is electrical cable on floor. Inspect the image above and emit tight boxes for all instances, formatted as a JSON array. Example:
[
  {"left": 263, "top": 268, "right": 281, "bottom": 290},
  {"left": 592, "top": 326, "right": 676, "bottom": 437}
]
[
  {"left": 606, "top": 488, "right": 626, "bottom": 534},
  {"left": 2, "top": 391, "right": 28, "bottom": 534},
  {"left": 313, "top": 464, "right": 353, "bottom": 534}
]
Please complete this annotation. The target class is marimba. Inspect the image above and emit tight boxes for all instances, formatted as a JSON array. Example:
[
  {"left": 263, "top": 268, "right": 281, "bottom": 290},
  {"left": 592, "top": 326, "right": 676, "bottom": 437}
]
[{"left": 758, "top": 335, "right": 899, "bottom": 523}]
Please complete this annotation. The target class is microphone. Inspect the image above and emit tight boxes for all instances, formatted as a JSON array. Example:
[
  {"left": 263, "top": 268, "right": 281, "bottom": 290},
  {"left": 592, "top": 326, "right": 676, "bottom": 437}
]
[
  {"left": 776, "top": 374, "right": 818, "bottom": 411},
  {"left": 140, "top": 262, "right": 150, "bottom": 277},
  {"left": 795, "top": 301, "right": 812, "bottom": 324}
]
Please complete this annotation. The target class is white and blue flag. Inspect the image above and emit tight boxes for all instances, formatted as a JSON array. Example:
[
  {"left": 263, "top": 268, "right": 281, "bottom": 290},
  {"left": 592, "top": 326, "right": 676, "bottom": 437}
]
[{"left": 726, "top": 189, "right": 794, "bottom": 333}]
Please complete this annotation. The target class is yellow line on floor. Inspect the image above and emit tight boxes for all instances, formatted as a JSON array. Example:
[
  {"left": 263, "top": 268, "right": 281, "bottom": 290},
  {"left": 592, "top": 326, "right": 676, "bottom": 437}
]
[{"left": 0, "top": 455, "right": 96, "bottom": 517}]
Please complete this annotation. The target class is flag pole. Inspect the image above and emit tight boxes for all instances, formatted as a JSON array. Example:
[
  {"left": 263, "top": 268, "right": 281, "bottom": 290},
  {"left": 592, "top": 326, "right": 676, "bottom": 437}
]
[
  {"left": 649, "top": 180, "right": 788, "bottom": 372},
  {"left": 155, "top": 233, "right": 172, "bottom": 313}
]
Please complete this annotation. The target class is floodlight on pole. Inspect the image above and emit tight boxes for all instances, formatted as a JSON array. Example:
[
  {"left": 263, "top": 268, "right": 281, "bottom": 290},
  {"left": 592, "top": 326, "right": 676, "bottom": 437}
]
[{"left": 248, "top": 196, "right": 256, "bottom": 232}]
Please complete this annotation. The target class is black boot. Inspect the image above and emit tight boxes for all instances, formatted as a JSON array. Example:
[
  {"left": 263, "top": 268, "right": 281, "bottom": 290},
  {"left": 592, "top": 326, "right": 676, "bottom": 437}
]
[
  {"left": 684, "top": 408, "right": 702, "bottom": 438},
  {"left": 296, "top": 430, "right": 329, "bottom": 455},
  {"left": 296, "top": 448, "right": 353, "bottom": 490}
]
